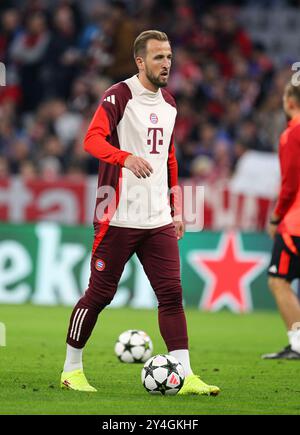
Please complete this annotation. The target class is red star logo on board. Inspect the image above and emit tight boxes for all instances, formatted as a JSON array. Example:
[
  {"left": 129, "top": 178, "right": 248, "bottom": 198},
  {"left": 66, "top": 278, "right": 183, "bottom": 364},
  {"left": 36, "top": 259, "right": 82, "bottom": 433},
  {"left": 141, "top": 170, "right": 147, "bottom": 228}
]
[{"left": 189, "top": 232, "right": 269, "bottom": 313}]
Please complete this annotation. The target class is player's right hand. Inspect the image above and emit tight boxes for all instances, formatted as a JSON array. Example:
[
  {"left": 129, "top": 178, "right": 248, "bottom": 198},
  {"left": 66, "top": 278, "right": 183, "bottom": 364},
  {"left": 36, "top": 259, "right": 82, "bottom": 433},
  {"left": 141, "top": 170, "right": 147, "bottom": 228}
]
[{"left": 124, "top": 155, "right": 153, "bottom": 178}]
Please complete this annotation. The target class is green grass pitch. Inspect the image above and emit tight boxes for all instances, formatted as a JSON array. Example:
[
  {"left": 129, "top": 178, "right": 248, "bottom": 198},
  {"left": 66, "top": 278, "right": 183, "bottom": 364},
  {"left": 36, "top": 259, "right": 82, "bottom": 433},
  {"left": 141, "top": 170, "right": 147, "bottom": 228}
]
[{"left": 1, "top": 305, "right": 300, "bottom": 415}]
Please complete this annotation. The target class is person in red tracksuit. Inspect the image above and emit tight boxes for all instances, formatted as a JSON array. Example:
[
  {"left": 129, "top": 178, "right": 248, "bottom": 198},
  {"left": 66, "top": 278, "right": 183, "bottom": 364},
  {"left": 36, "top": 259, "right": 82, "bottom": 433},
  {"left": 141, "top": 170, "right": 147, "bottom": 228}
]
[{"left": 263, "top": 82, "right": 300, "bottom": 359}]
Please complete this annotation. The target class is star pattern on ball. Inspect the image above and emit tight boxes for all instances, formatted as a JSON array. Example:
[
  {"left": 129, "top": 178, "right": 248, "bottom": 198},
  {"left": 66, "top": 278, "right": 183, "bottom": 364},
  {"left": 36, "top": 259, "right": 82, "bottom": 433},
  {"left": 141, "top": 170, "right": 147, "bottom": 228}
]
[
  {"left": 143, "top": 360, "right": 156, "bottom": 378},
  {"left": 158, "top": 383, "right": 167, "bottom": 394},
  {"left": 163, "top": 361, "right": 179, "bottom": 373},
  {"left": 123, "top": 341, "right": 132, "bottom": 352}
]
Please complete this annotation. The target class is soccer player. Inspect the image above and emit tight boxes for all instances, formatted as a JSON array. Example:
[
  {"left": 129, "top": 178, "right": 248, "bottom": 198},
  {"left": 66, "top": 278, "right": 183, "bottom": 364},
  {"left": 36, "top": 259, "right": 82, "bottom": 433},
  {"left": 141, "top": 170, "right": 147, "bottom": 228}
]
[
  {"left": 60, "top": 30, "right": 220, "bottom": 395},
  {"left": 263, "top": 82, "right": 300, "bottom": 359}
]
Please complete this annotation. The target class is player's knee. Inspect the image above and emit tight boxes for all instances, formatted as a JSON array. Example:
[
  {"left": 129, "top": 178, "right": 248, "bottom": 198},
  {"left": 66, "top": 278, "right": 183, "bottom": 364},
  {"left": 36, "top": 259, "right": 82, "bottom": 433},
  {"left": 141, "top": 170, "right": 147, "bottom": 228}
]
[
  {"left": 158, "top": 284, "right": 183, "bottom": 307},
  {"left": 83, "top": 286, "right": 116, "bottom": 310},
  {"left": 268, "top": 276, "right": 287, "bottom": 295}
]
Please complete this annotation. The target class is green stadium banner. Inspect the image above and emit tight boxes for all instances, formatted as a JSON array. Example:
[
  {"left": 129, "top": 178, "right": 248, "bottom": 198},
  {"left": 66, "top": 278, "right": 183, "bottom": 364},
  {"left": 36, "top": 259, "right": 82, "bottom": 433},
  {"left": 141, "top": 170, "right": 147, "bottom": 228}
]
[{"left": 0, "top": 223, "right": 276, "bottom": 312}]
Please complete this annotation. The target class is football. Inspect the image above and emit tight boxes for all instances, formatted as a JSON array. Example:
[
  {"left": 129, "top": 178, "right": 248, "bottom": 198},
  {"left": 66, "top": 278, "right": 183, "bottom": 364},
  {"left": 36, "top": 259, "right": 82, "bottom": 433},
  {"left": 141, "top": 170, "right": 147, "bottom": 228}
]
[
  {"left": 141, "top": 354, "right": 185, "bottom": 395},
  {"left": 114, "top": 329, "right": 153, "bottom": 363}
]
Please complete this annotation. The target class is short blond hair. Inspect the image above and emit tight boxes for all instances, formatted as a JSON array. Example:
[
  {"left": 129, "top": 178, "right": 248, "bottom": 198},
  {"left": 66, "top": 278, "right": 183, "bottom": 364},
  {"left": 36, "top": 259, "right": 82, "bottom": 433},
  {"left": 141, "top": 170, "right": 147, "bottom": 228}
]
[
  {"left": 133, "top": 30, "right": 170, "bottom": 58},
  {"left": 285, "top": 82, "right": 300, "bottom": 106}
]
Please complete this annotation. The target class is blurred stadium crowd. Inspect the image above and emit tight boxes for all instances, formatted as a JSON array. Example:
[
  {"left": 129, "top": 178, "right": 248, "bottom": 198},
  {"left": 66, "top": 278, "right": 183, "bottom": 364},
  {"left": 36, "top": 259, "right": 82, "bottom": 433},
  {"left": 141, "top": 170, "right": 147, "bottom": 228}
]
[{"left": 0, "top": 0, "right": 298, "bottom": 182}]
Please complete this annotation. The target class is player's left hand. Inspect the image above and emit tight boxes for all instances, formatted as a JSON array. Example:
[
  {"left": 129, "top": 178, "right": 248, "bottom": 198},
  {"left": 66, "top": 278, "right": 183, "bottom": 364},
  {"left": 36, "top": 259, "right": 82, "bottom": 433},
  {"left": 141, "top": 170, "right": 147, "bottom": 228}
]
[
  {"left": 267, "top": 222, "right": 278, "bottom": 239},
  {"left": 173, "top": 219, "right": 185, "bottom": 240}
]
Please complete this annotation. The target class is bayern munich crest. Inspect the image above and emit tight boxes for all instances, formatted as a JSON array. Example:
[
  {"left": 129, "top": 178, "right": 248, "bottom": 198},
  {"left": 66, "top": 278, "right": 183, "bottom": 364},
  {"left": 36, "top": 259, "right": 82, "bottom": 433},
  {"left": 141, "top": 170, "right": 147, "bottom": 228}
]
[
  {"left": 95, "top": 258, "right": 106, "bottom": 271},
  {"left": 150, "top": 113, "right": 158, "bottom": 124}
]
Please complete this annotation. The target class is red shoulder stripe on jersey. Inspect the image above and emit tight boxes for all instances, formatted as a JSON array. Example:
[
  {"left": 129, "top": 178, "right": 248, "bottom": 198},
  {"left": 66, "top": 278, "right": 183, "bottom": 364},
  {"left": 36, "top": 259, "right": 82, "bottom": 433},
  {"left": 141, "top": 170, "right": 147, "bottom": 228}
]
[
  {"left": 161, "top": 88, "right": 176, "bottom": 108},
  {"left": 100, "top": 82, "right": 132, "bottom": 131},
  {"left": 84, "top": 106, "right": 131, "bottom": 167}
]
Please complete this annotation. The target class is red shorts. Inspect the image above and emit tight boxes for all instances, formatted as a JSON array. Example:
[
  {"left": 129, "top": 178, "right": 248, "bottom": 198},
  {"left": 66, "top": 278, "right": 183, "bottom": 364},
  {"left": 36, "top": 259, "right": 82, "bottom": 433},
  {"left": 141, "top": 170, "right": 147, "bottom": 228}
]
[
  {"left": 87, "top": 222, "right": 181, "bottom": 303},
  {"left": 268, "top": 233, "right": 300, "bottom": 282}
]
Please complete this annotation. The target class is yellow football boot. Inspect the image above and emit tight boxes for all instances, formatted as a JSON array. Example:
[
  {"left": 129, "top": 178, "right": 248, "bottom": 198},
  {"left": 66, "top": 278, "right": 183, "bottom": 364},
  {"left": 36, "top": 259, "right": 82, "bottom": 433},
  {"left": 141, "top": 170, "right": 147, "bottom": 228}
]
[
  {"left": 60, "top": 369, "right": 97, "bottom": 392},
  {"left": 178, "top": 374, "right": 220, "bottom": 396}
]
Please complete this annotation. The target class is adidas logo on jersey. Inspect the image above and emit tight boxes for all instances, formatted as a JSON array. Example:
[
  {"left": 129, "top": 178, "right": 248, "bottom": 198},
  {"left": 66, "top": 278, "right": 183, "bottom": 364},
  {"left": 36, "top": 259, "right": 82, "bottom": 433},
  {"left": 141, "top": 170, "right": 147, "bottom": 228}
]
[
  {"left": 269, "top": 265, "right": 277, "bottom": 273},
  {"left": 103, "top": 95, "right": 115, "bottom": 104}
]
